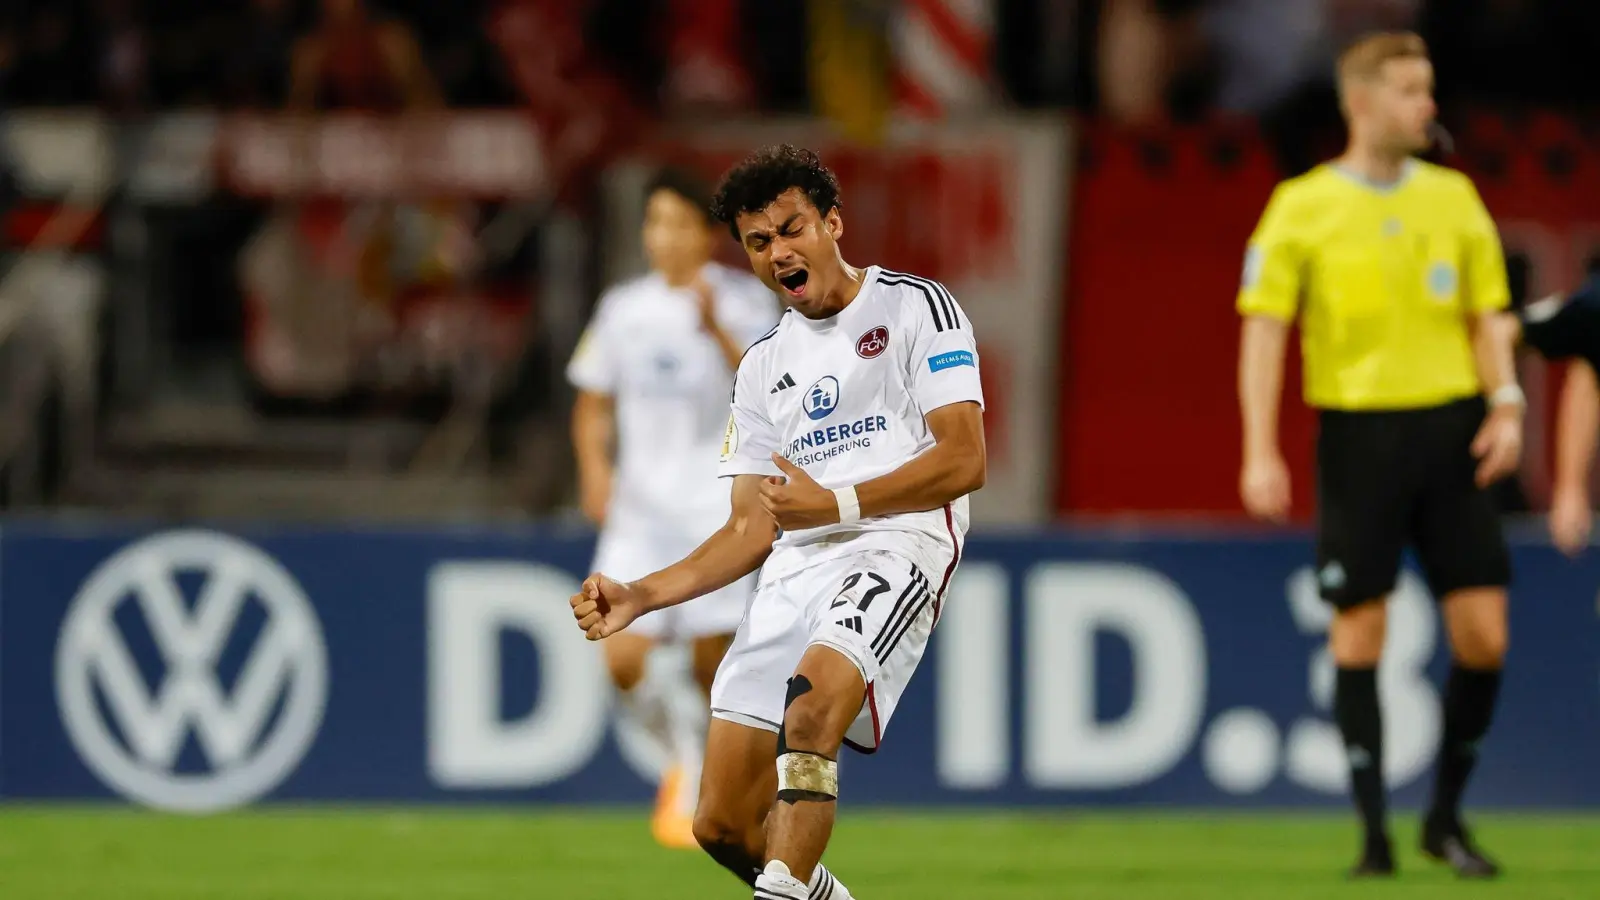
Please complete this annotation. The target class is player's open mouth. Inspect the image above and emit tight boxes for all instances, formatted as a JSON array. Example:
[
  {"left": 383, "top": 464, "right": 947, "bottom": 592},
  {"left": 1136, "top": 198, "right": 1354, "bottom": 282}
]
[{"left": 777, "top": 269, "right": 809, "bottom": 296}]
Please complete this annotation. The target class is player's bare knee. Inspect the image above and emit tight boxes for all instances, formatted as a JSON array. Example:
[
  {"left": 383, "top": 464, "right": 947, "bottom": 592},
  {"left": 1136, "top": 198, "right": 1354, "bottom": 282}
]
[
  {"left": 691, "top": 808, "right": 742, "bottom": 853},
  {"left": 778, "top": 675, "right": 848, "bottom": 755},
  {"left": 605, "top": 653, "right": 646, "bottom": 693},
  {"left": 603, "top": 635, "right": 650, "bottom": 692},
  {"left": 693, "top": 810, "right": 766, "bottom": 887},
  {"left": 692, "top": 768, "right": 766, "bottom": 859},
  {"left": 779, "top": 707, "right": 834, "bottom": 757},
  {"left": 779, "top": 644, "right": 866, "bottom": 751}
]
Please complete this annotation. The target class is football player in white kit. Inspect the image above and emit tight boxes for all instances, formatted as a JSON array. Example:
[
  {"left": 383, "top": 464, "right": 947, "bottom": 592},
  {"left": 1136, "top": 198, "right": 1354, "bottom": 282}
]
[
  {"left": 568, "top": 167, "right": 780, "bottom": 849},
  {"left": 571, "top": 145, "right": 987, "bottom": 899}
]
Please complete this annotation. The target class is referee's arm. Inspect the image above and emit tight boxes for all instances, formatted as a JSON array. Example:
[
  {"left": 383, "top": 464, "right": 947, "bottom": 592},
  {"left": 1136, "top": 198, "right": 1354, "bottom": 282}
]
[
  {"left": 1239, "top": 315, "right": 1293, "bottom": 519},
  {"left": 1236, "top": 188, "right": 1301, "bottom": 522},
  {"left": 1460, "top": 182, "right": 1524, "bottom": 488}
]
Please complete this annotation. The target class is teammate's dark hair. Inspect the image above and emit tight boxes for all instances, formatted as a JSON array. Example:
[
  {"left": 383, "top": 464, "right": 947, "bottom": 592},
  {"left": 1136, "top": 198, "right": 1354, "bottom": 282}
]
[
  {"left": 710, "top": 144, "right": 842, "bottom": 240},
  {"left": 645, "top": 166, "right": 715, "bottom": 226}
]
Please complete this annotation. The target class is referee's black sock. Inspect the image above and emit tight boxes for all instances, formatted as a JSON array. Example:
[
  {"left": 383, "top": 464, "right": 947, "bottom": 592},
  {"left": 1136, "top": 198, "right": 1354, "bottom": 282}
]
[
  {"left": 1335, "top": 666, "right": 1388, "bottom": 850},
  {"left": 1427, "top": 664, "right": 1503, "bottom": 829}
]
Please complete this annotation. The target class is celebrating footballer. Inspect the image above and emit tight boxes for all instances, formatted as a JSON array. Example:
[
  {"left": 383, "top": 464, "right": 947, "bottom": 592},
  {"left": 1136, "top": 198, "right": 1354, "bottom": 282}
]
[{"left": 572, "top": 144, "right": 986, "bottom": 899}]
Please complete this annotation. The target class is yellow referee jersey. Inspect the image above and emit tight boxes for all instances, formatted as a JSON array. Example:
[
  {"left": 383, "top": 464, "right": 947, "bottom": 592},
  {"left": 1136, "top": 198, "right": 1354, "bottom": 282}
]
[{"left": 1237, "top": 160, "right": 1510, "bottom": 411}]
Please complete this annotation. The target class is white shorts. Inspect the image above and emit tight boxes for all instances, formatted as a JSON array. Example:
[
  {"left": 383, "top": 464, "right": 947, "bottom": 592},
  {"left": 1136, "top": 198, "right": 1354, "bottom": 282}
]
[
  {"left": 593, "top": 527, "right": 754, "bottom": 641},
  {"left": 709, "top": 549, "right": 944, "bottom": 753}
]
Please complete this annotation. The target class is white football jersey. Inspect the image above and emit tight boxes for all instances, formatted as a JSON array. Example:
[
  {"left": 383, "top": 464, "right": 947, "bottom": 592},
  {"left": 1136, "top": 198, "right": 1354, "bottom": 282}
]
[
  {"left": 717, "top": 266, "right": 985, "bottom": 583},
  {"left": 568, "top": 262, "right": 781, "bottom": 534}
]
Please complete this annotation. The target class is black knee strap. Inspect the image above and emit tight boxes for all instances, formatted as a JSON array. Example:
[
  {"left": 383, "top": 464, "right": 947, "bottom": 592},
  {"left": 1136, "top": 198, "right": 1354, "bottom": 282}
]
[{"left": 775, "top": 675, "right": 813, "bottom": 756}]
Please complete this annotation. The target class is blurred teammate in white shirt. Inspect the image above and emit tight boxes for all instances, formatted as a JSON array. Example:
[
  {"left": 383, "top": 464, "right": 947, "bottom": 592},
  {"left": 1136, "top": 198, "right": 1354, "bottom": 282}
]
[
  {"left": 567, "top": 168, "right": 779, "bottom": 848},
  {"left": 571, "top": 145, "right": 987, "bottom": 899}
]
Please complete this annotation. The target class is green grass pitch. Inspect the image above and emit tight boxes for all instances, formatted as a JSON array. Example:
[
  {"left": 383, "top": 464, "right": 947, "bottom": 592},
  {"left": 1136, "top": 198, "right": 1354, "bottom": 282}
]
[{"left": 1, "top": 807, "right": 1597, "bottom": 898}]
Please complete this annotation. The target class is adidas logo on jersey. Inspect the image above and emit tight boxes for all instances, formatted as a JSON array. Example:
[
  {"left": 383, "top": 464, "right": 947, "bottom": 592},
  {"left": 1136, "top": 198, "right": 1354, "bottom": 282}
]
[{"left": 770, "top": 373, "right": 796, "bottom": 393}]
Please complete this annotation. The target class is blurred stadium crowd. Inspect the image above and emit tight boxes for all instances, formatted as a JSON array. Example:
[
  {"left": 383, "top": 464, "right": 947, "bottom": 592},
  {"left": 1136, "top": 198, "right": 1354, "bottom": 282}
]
[
  {"left": 0, "top": 0, "right": 1596, "bottom": 522},
  {"left": 3, "top": 2, "right": 1597, "bottom": 120}
]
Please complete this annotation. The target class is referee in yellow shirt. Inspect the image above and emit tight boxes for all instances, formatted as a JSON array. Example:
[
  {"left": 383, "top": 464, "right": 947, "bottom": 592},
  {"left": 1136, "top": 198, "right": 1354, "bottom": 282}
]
[{"left": 1236, "top": 33, "right": 1521, "bottom": 880}]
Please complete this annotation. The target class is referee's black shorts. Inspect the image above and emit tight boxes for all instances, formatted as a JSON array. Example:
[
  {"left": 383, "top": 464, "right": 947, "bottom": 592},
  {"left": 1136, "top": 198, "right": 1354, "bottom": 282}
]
[{"left": 1315, "top": 396, "right": 1511, "bottom": 609}]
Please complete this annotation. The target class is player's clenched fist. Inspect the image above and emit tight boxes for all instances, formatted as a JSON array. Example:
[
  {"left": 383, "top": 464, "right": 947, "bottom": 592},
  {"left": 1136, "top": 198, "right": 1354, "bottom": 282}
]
[
  {"left": 760, "top": 454, "right": 840, "bottom": 531},
  {"left": 569, "top": 574, "right": 643, "bottom": 640}
]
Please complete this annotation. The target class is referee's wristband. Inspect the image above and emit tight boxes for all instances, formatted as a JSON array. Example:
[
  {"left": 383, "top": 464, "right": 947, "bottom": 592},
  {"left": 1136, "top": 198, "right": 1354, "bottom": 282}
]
[
  {"left": 833, "top": 486, "right": 861, "bottom": 525},
  {"left": 1489, "top": 384, "right": 1526, "bottom": 410}
]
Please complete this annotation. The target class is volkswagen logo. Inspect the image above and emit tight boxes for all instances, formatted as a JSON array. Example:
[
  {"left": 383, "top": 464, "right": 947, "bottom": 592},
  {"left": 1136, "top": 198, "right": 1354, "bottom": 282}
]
[{"left": 55, "top": 530, "right": 329, "bottom": 813}]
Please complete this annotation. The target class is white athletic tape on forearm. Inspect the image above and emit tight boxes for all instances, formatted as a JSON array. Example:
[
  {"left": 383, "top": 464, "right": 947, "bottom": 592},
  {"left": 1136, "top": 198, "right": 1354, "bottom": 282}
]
[{"left": 833, "top": 487, "right": 861, "bottom": 525}]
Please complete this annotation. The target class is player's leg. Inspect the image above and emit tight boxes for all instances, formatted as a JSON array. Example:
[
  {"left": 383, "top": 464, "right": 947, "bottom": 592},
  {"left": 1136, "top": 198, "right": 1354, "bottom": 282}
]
[
  {"left": 693, "top": 715, "right": 778, "bottom": 885},
  {"left": 603, "top": 632, "right": 653, "bottom": 692},
  {"left": 651, "top": 579, "right": 748, "bottom": 847},
  {"left": 701, "top": 577, "right": 859, "bottom": 899},
  {"left": 602, "top": 618, "right": 673, "bottom": 765},
  {"left": 675, "top": 632, "right": 734, "bottom": 799},
  {"left": 1413, "top": 397, "right": 1512, "bottom": 878},
  {"left": 757, "top": 643, "right": 862, "bottom": 895},
  {"left": 756, "top": 552, "right": 940, "bottom": 899},
  {"left": 607, "top": 618, "right": 706, "bottom": 848},
  {"left": 592, "top": 528, "right": 666, "bottom": 716},
  {"left": 663, "top": 631, "right": 732, "bottom": 795},
  {"left": 591, "top": 529, "right": 697, "bottom": 846},
  {"left": 604, "top": 631, "right": 658, "bottom": 701},
  {"left": 647, "top": 637, "right": 706, "bottom": 849},
  {"left": 1316, "top": 408, "right": 1410, "bottom": 876}
]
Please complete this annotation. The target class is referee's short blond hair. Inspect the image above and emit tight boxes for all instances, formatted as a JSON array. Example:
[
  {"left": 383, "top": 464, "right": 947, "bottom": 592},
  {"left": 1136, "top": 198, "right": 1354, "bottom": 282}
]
[{"left": 1337, "top": 32, "right": 1430, "bottom": 109}]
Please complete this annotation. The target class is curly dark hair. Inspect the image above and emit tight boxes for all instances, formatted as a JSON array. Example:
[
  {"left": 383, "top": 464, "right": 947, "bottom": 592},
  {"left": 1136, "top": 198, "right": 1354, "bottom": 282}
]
[
  {"left": 644, "top": 166, "right": 715, "bottom": 226},
  {"left": 710, "top": 144, "right": 843, "bottom": 241}
]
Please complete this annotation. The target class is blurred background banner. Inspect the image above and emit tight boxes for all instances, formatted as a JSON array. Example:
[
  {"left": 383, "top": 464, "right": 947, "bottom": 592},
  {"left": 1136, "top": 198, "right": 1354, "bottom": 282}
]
[
  {"left": 216, "top": 112, "right": 547, "bottom": 198},
  {"left": 600, "top": 116, "right": 1072, "bottom": 525},
  {"left": 807, "top": 0, "right": 892, "bottom": 145},
  {"left": 3, "top": 523, "right": 1596, "bottom": 811}
]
